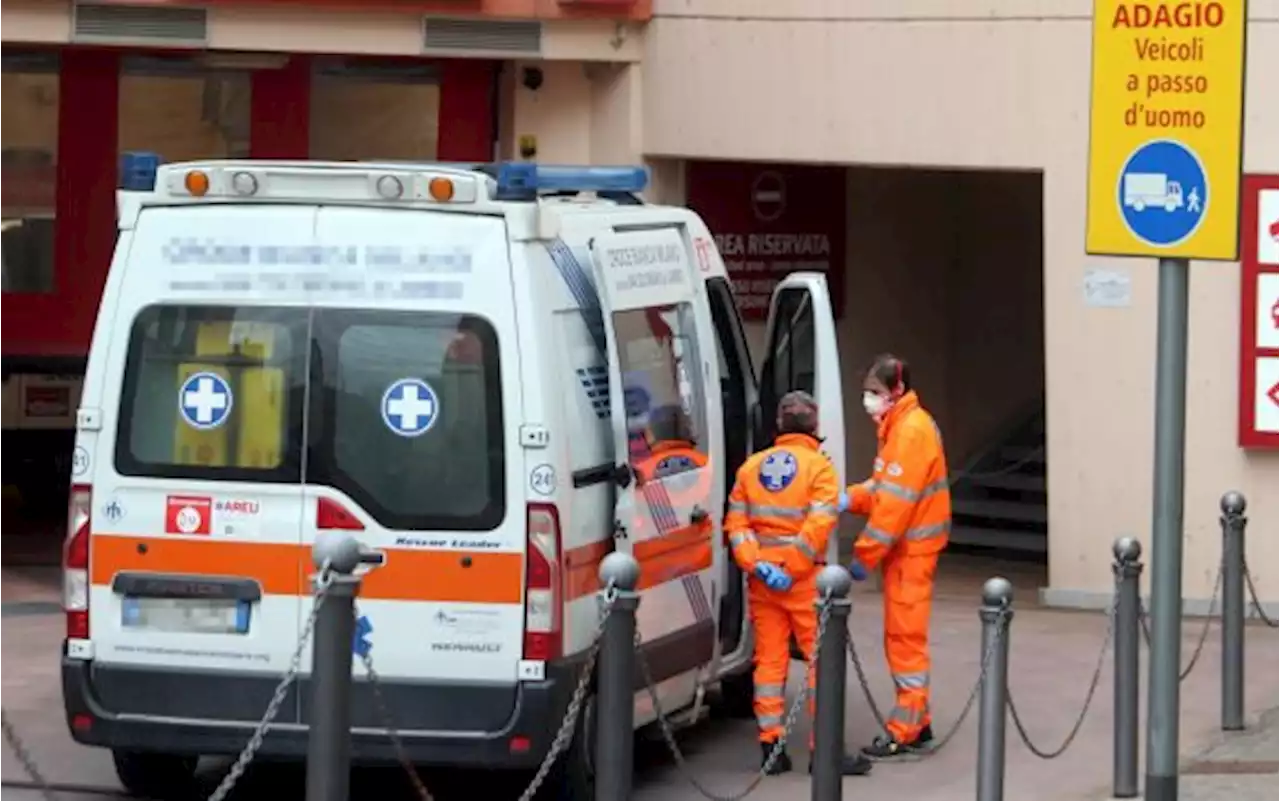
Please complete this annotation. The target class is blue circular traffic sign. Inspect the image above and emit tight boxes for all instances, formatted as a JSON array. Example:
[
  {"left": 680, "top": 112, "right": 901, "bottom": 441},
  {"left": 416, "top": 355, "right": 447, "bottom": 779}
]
[{"left": 1116, "top": 139, "right": 1208, "bottom": 248}]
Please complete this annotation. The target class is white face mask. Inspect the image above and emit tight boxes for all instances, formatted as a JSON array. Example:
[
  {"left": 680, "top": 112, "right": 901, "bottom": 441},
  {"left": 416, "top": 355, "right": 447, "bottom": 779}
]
[{"left": 862, "top": 390, "right": 890, "bottom": 418}]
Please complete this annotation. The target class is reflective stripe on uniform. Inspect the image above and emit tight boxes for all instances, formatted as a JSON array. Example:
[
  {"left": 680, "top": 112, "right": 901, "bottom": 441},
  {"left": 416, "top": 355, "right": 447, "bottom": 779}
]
[
  {"left": 892, "top": 671, "right": 930, "bottom": 690},
  {"left": 874, "top": 477, "right": 950, "bottom": 503},
  {"left": 728, "top": 500, "right": 749, "bottom": 515},
  {"left": 888, "top": 705, "right": 928, "bottom": 725},
  {"left": 729, "top": 531, "right": 757, "bottom": 548},
  {"left": 744, "top": 503, "right": 806, "bottom": 520},
  {"left": 755, "top": 533, "right": 817, "bottom": 562},
  {"left": 808, "top": 501, "right": 838, "bottom": 517},
  {"left": 754, "top": 683, "right": 784, "bottom": 699},
  {"left": 906, "top": 521, "right": 949, "bottom": 541},
  {"left": 757, "top": 713, "right": 784, "bottom": 728},
  {"left": 863, "top": 525, "right": 896, "bottom": 546}
]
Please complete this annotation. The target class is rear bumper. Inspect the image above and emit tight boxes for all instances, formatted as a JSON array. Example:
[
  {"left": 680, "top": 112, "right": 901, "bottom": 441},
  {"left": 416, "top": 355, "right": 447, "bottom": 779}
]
[{"left": 61, "top": 652, "right": 587, "bottom": 769}]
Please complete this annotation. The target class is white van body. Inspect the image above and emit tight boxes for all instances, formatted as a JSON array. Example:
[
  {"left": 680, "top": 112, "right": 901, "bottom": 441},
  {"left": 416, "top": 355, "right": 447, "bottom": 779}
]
[{"left": 60, "top": 159, "right": 847, "bottom": 796}]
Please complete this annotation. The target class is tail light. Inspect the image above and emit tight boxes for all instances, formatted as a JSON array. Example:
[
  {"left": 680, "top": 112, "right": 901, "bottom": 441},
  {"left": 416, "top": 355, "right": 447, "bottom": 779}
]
[
  {"left": 523, "top": 503, "right": 562, "bottom": 661},
  {"left": 317, "top": 497, "right": 365, "bottom": 531},
  {"left": 64, "top": 484, "right": 92, "bottom": 639}
]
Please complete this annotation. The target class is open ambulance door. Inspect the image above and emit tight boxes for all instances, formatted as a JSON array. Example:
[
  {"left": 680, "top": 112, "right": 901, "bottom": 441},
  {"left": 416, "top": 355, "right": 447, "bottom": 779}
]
[
  {"left": 589, "top": 227, "right": 719, "bottom": 718},
  {"left": 757, "top": 272, "right": 847, "bottom": 565}
]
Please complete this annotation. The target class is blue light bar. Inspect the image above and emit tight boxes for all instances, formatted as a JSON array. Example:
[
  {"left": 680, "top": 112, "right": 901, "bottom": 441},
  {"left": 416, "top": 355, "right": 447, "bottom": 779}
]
[
  {"left": 120, "top": 151, "right": 161, "bottom": 192},
  {"left": 494, "top": 163, "right": 649, "bottom": 200}
]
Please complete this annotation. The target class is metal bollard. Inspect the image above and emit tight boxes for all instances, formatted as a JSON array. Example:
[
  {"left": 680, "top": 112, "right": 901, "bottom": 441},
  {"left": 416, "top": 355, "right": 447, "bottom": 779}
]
[
  {"left": 595, "top": 552, "right": 641, "bottom": 801},
  {"left": 1112, "top": 537, "right": 1143, "bottom": 799},
  {"left": 976, "top": 577, "right": 1014, "bottom": 801},
  {"left": 1220, "top": 491, "right": 1247, "bottom": 732},
  {"left": 811, "top": 566, "right": 854, "bottom": 801},
  {"left": 306, "top": 532, "right": 380, "bottom": 801}
]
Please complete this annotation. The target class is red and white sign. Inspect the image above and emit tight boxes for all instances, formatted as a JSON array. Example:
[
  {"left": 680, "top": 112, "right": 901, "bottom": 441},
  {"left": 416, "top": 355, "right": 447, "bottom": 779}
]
[
  {"left": 686, "top": 161, "right": 846, "bottom": 320},
  {"left": 1238, "top": 175, "right": 1279, "bottom": 449},
  {"left": 165, "top": 495, "right": 212, "bottom": 535}
]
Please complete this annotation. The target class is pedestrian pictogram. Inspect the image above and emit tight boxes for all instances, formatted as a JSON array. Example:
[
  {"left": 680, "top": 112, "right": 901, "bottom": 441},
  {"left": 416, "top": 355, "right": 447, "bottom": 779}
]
[
  {"left": 1257, "top": 274, "right": 1280, "bottom": 350},
  {"left": 1117, "top": 140, "right": 1208, "bottom": 249}
]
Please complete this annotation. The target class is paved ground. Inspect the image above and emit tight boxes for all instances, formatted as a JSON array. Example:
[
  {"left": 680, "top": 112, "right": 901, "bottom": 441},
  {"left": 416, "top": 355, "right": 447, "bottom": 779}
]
[{"left": 2, "top": 554, "right": 1276, "bottom": 801}]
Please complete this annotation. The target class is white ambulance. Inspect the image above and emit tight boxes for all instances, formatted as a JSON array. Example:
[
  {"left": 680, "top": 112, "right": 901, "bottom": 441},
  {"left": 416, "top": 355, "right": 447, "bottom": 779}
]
[{"left": 61, "top": 156, "right": 847, "bottom": 798}]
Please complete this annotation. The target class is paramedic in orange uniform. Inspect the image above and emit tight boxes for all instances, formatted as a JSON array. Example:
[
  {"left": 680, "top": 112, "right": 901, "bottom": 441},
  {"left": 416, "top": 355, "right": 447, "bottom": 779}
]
[
  {"left": 840, "top": 354, "right": 951, "bottom": 758},
  {"left": 724, "top": 391, "right": 873, "bottom": 777}
]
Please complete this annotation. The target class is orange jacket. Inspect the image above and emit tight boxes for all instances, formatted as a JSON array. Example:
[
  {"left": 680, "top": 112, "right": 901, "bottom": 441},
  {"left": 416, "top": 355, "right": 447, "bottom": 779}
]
[
  {"left": 723, "top": 433, "right": 840, "bottom": 580},
  {"left": 847, "top": 391, "right": 951, "bottom": 569}
]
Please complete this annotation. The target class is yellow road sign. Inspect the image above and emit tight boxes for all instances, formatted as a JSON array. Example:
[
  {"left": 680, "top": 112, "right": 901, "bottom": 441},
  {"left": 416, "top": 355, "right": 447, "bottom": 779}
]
[{"left": 1085, "top": 0, "right": 1247, "bottom": 260}]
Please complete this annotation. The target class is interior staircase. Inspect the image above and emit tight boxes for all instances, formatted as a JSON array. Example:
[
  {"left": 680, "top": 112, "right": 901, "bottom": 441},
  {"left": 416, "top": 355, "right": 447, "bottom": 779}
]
[{"left": 948, "top": 404, "right": 1048, "bottom": 557}]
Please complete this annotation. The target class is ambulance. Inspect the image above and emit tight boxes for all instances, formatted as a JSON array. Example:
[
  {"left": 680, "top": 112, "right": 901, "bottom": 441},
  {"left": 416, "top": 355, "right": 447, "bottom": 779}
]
[{"left": 60, "top": 155, "right": 847, "bottom": 798}]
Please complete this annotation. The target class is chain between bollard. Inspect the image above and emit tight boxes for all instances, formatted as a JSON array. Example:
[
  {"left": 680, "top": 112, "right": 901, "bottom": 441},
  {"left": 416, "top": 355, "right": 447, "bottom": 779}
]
[
  {"left": 207, "top": 562, "right": 337, "bottom": 801},
  {"left": 1139, "top": 560, "right": 1222, "bottom": 681},
  {"left": 1, "top": 568, "right": 338, "bottom": 801},
  {"left": 2, "top": 707, "right": 59, "bottom": 801},
  {"left": 1243, "top": 562, "right": 1279, "bottom": 628},
  {"left": 632, "top": 589, "right": 835, "bottom": 801},
  {"left": 356, "top": 583, "right": 619, "bottom": 801},
  {"left": 844, "top": 612, "right": 1005, "bottom": 763},
  {"left": 1005, "top": 590, "right": 1116, "bottom": 760}
]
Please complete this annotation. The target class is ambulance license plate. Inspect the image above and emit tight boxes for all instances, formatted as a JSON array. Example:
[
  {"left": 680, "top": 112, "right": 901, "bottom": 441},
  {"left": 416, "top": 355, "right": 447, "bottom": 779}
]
[{"left": 121, "top": 597, "right": 250, "bottom": 635}]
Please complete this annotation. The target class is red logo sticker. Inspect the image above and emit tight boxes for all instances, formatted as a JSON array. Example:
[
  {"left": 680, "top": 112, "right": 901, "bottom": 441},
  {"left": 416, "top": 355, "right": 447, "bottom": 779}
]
[{"left": 165, "top": 496, "right": 212, "bottom": 535}]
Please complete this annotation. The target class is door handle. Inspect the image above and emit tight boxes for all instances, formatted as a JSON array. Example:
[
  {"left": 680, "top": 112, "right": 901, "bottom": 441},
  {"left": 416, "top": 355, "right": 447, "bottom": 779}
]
[
  {"left": 611, "top": 463, "right": 634, "bottom": 489},
  {"left": 690, "top": 506, "right": 710, "bottom": 525}
]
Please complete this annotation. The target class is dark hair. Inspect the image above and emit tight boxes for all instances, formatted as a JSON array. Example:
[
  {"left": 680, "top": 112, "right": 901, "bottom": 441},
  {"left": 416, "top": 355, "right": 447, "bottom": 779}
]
[
  {"left": 868, "top": 353, "right": 911, "bottom": 394},
  {"left": 776, "top": 390, "right": 819, "bottom": 435}
]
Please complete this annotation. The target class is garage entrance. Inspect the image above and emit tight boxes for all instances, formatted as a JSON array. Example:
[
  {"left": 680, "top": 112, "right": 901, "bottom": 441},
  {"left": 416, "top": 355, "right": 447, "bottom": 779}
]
[{"left": 684, "top": 161, "right": 1048, "bottom": 569}]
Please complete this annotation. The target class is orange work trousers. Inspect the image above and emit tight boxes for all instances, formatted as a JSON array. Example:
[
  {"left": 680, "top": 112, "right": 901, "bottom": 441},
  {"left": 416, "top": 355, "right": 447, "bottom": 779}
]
[
  {"left": 882, "top": 551, "right": 939, "bottom": 743},
  {"left": 748, "top": 574, "right": 818, "bottom": 746}
]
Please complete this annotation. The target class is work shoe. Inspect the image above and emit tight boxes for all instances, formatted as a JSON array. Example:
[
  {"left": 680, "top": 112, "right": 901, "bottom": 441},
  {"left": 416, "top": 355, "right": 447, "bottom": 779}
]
[
  {"left": 861, "top": 724, "right": 934, "bottom": 758},
  {"left": 808, "top": 751, "right": 873, "bottom": 776},
  {"left": 760, "top": 741, "right": 792, "bottom": 775}
]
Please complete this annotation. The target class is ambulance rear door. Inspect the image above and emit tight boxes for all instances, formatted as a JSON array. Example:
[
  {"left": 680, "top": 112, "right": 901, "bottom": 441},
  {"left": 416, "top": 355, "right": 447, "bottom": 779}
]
[
  {"left": 588, "top": 227, "right": 719, "bottom": 709},
  {"left": 758, "top": 272, "right": 846, "bottom": 564},
  {"left": 84, "top": 204, "right": 314, "bottom": 725},
  {"left": 299, "top": 205, "right": 526, "bottom": 736}
]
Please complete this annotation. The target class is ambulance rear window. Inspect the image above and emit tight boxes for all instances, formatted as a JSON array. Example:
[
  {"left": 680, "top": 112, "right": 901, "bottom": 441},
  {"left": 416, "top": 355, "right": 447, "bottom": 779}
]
[
  {"left": 306, "top": 310, "right": 505, "bottom": 532},
  {"left": 115, "top": 305, "right": 307, "bottom": 482}
]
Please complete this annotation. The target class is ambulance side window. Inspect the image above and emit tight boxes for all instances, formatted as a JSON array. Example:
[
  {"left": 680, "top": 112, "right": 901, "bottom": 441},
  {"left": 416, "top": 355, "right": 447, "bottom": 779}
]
[
  {"left": 705, "top": 277, "right": 754, "bottom": 487},
  {"left": 114, "top": 305, "right": 306, "bottom": 481},
  {"left": 759, "top": 287, "right": 816, "bottom": 443},
  {"left": 612, "top": 302, "right": 707, "bottom": 480}
]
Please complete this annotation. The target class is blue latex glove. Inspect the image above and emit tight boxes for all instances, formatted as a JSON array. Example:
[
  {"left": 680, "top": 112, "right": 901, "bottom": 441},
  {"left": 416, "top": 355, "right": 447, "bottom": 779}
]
[
  {"left": 837, "top": 490, "right": 850, "bottom": 514},
  {"left": 754, "top": 563, "right": 794, "bottom": 592},
  {"left": 847, "top": 560, "right": 869, "bottom": 582}
]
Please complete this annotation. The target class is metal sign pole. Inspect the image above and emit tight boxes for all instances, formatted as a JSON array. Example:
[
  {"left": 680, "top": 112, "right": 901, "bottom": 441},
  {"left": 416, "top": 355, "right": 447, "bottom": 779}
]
[{"left": 1144, "top": 255, "right": 1191, "bottom": 801}]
